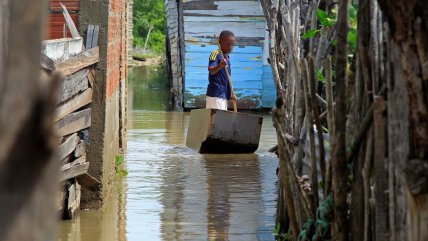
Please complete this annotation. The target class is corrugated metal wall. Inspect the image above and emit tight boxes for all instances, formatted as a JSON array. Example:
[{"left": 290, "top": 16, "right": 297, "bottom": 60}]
[
  {"left": 182, "top": 0, "right": 275, "bottom": 109},
  {"left": 47, "top": 0, "right": 80, "bottom": 40}
]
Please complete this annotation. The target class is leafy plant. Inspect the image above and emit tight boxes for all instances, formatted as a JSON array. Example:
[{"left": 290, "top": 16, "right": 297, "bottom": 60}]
[
  {"left": 302, "top": 29, "right": 320, "bottom": 39},
  {"left": 316, "top": 68, "right": 325, "bottom": 84},
  {"left": 115, "top": 155, "right": 128, "bottom": 177},
  {"left": 316, "top": 8, "right": 336, "bottom": 27}
]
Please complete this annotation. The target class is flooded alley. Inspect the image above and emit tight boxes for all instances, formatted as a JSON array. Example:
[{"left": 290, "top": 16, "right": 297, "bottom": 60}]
[{"left": 58, "top": 66, "right": 278, "bottom": 241}]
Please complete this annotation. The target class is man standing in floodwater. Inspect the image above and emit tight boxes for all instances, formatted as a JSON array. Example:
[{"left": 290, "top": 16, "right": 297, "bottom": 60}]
[{"left": 206, "top": 30, "right": 237, "bottom": 110}]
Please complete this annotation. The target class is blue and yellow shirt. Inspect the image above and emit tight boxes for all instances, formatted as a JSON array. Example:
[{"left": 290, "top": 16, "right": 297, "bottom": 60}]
[{"left": 207, "top": 49, "right": 231, "bottom": 100}]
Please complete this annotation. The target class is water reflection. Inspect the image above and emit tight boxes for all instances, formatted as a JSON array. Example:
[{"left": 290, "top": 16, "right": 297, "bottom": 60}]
[{"left": 57, "top": 180, "right": 127, "bottom": 241}]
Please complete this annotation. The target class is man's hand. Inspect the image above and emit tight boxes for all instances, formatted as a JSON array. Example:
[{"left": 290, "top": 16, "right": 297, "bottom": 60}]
[
  {"left": 209, "top": 59, "right": 228, "bottom": 75},
  {"left": 218, "top": 59, "right": 227, "bottom": 68}
]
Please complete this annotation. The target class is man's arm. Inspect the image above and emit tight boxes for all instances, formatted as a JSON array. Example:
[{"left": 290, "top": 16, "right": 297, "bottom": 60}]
[{"left": 208, "top": 59, "right": 227, "bottom": 75}]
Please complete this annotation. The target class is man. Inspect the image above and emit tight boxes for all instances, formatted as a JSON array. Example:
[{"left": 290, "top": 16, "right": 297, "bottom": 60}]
[{"left": 206, "top": 30, "right": 237, "bottom": 110}]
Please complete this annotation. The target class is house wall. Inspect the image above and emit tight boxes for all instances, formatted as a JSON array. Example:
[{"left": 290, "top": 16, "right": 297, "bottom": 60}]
[
  {"left": 79, "top": 0, "right": 128, "bottom": 208},
  {"left": 166, "top": 0, "right": 275, "bottom": 109}
]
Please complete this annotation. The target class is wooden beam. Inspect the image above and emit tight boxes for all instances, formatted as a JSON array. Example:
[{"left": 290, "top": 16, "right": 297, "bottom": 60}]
[
  {"left": 74, "top": 140, "right": 87, "bottom": 158},
  {"left": 61, "top": 156, "right": 85, "bottom": 172},
  {"left": 85, "top": 25, "right": 94, "bottom": 49},
  {"left": 87, "top": 70, "right": 95, "bottom": 87},
  {"left": 55, "top": 47, "right": 99, "bottom": 76},
  {"left": 57, "top": 133, "right": 79, "bottom": 161},
  {"left": 60, "top": 2, "right": 80, "bottom": 38},
  {"left": 55, "top": 88, "right": 92, "bottom": 121},
  {"left": 64, "top": 181, "right": 81, "bottom": 220},
  {"left": 92, "top": 25, "right": 99, "bottom": 48},
  {"left": 57, "top": 68, "right": 89, "bottom": 103},
  {"left": 56, "top": 108, "right": 91, "bottom": 136},
  {"left": 61, "top": 162, "right": 89, "bottom": 181}
]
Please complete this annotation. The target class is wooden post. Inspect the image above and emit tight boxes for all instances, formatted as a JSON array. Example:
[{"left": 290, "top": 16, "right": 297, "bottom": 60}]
[{"left": 332, "top": 0, "right": 350, "bottom": 240}]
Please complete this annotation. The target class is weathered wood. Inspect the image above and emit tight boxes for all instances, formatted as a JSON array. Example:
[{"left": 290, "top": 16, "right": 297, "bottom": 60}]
[
  {"left": 373, "top": 96, "right": 389, "bottom": 241},
  {"left": 332, "top": 0, "right": 350, "bottom": 240},
  {"left": 302, "top": 59, "right": 318, "bottom": 216},
  {"left": 57, "top": 133, "right": 79, "bottom": 161},
  {"left": 76, "top": 173, "right": 100, "bottom": 191},
  {"left": 64, "top": 181, "right": 81, "bottom": 219},
  {"left": 74, "top": 140, "right": 86, "bottom": 158},
  {"left": 92, "top": 26, "right": 99, "bottom": 48},
  {"left": 56, "top": 108, "right": 91, "bottom": 136},
  {"left": 55, "top": 47, "right": 99, "bottom": 76},
  {"left": 57, "top": 68, "right": 89, "bottom": 103},
  {"left": 61, "top": 162, "right": 89, "bottom": 181},
  {"left": 85, "top": 25, "right": 99, "bottom": 49},
  {"left": 87, "top": 69, "right": 95, "bottom": 87},
  {"left": 61, "top": 156, "right": 86, "bottom": 172},
  {"left": 55, "top": 88, "right": 92, "bottom": 121},
  {"left": 325, "top": 56, "right": 334, "bottom": 196},
  {"left": 60, "top": 3, "right": 80, "bottom": 38},
  {"left": 85, "top": 25, "right": 94, "bottom": 49}
]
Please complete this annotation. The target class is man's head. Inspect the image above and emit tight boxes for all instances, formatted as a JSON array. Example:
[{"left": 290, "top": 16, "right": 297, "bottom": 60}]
[{"left": 219, "top": 30, "right": 235, "bottom": 54}]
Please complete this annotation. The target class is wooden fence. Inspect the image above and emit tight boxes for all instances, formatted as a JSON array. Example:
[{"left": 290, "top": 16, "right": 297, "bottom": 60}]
[{"left": 41, "top": 34, "right": 99, "bottom": 219}]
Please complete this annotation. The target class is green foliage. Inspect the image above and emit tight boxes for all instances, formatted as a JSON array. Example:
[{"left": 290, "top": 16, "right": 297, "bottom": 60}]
[
  {"left": 316, "top": 9, "right": 336, "bottom": 27},
  {"left": 133, "top": 0, "right": 166, "bottom": 53},
  {"left": 298, "top": 195, "right": 334, "bottom": 241},
  {"left": 347, "top": 4, "right": 358, "bottom": 56},
  {"left": 316, "top": 68, "right": 325, "bottom": 84},
  {"left": 302, "top": 29, "right": 320, "bottom": 40},
  {"left": 115, "top": 155, "right": 128, "bottom": 177},
  {"left": 301, "top": 5, "right": 359, "bottom": 58}
]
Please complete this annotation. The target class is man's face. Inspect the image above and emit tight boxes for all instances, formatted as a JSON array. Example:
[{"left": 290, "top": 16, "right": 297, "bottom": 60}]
[{"left": 220, "top": 36, "right": 236, "bottom": 54}]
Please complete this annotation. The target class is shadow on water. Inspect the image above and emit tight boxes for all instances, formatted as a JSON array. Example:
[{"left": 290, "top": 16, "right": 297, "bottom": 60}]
[{"left": 58, "top": 65, "right": 278, "bottom": 241}]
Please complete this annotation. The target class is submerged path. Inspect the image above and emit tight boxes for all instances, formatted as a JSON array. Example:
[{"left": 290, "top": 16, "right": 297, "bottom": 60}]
[{"left": 58, "top": 66, "right": 278, "bottom": 241}]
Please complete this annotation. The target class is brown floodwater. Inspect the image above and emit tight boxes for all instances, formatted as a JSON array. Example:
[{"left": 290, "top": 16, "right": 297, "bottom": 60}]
[{"left": 57, "top": 65, "right": 278, "bottom": 241}]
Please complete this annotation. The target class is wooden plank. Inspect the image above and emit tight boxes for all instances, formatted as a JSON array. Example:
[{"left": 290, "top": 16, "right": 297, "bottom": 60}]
[
  {"left": 74, "top": 140, "right": 86, "bottom": 158},
  {"left": 183, "top": 1, "right": 264, "bottom": 17},
  {"left": 184, "top": 21, "right": 265, "bottom": 38},
  {"left": 61, "top": 156, "right": 86, "bottom": 172},
  {"left": 87, "top": 70, "right": 95, "bottom": 87},
  {"left": 85, "top": 25, "right": 94, "bottom": 49},
  {"left": 91, "top": 25, "right": 99, "bottom": 48},
  {"left": 56, "top": 108, "right": 91, "bottom": 136},
  {"left": 61, "top": 162, "right": 89, "bottom": 181},
  {"left": 57, "top": 68, "right": 89, "bottom": 103},
  {"left": 60, "top": 3, "right": 80, "bottom": 38},
  {"left": 76, "top": 173, "right": 100, "bottom": 191},
  {"left": 55, "top": 47, "right": 99, "bottom": 76},
  {"left": 57, "top": 133, "right": 79, "bottom": 160},
  {"left": 64, "top": 181, "right": 81, "bottom": 220},
  {"left": 55, "top": 88, "right": 92, "bottom": 121}
]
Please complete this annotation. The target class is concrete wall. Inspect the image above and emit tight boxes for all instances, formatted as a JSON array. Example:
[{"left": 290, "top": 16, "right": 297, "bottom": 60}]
[{"left": 79, "top": 0, "right": 128, "bottom": 208}]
